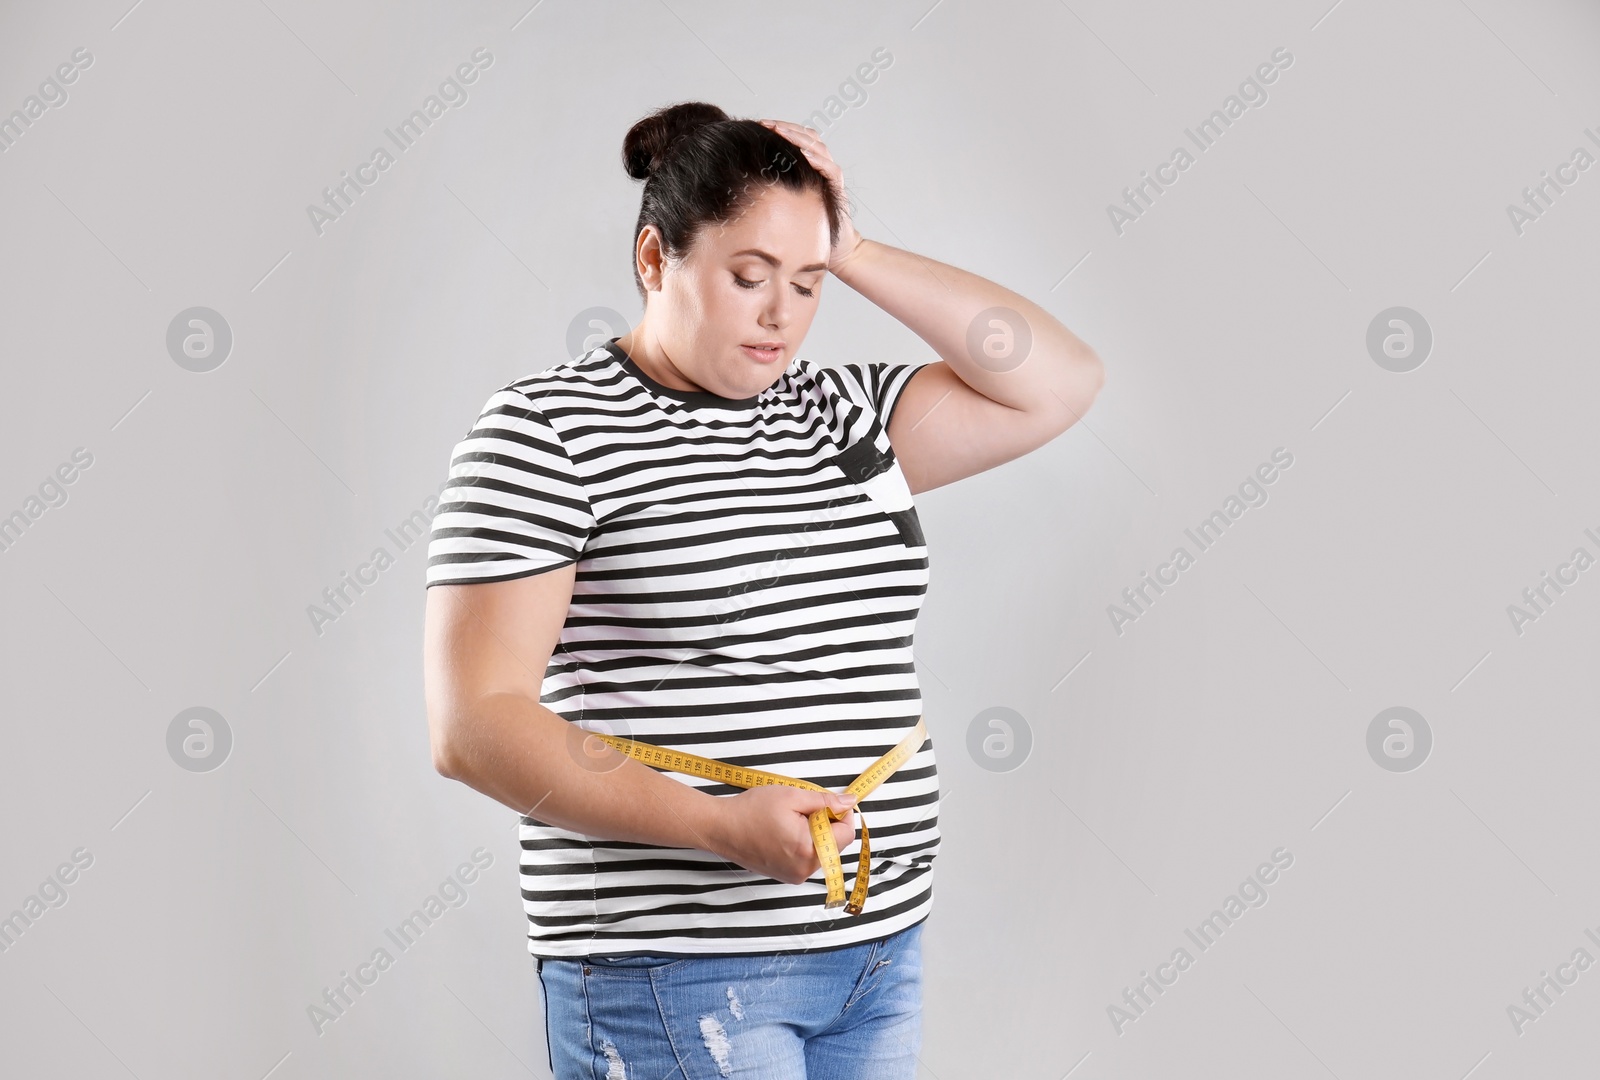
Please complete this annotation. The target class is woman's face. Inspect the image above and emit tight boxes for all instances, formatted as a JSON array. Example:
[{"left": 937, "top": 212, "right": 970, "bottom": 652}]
[{"left": 644, "top": 183, "right": 831, "bottom": 399}]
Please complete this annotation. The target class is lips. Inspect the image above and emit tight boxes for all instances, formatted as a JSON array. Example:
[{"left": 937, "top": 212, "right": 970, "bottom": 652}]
[{"left": 740, "top": 343, "right": 785, "bottom": 363}]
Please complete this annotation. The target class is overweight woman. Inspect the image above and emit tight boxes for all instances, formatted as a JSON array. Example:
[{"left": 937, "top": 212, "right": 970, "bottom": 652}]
[{"left": 422, "top": 100, "right": 1104, "bottom": 1078}]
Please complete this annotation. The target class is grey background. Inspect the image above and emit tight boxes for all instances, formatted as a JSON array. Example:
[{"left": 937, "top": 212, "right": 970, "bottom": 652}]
[{"left": 3, "top": 0, "right": 1598, "bottom": 1075}]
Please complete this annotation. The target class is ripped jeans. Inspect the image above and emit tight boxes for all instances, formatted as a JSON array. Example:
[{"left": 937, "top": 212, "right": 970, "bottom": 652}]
[{"left": 536, "top": 919, "right": 924, "bottom": 1079}]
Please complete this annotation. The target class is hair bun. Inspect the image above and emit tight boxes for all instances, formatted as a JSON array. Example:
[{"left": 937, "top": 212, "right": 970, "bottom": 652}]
[{"left": 622, "top": 101, "right": 730, "bottom": 181}]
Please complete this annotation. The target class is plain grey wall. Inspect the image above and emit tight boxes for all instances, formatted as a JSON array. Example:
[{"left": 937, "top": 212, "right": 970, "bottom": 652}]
[{"left": 3, "top": 0, "right": 1599, "bottom": 1075}]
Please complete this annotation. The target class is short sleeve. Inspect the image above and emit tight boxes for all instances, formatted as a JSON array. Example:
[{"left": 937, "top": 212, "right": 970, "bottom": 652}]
[
  {"left": 425, "top": 386, "right": 595, "bottom": 587},
  {"left": 829, "top": 361, "right": 926, "bottom": 429}
]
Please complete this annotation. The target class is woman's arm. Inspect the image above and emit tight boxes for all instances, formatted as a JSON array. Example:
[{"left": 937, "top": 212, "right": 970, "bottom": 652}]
[
  {"left": 424, "top": 573, "right": 861, "bottom": 885},
  {"left": 758, "top": 117, "right": 1105, "bottom": 495},
  {"left": 425, "top": 572, "right": 727, "bottom": 850},
  {"left": 831, "top": 237, "right": 1105, "bottom": 495}
]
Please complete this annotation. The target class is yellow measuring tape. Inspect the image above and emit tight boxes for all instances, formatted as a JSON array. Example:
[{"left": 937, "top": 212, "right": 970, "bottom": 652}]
[{"left": 588, "top": 716, "right": 928, "bottom": 915}]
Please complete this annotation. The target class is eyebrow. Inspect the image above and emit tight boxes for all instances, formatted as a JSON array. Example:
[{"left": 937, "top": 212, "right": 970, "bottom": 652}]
[{"left": 730, "top": 248, "right": 828, "bottom": 274}]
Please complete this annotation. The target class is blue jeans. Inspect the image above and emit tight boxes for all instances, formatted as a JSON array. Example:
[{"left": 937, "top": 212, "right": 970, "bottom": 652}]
[{"left": 536, "top": 920, "right": 925, "bottom": 1079}]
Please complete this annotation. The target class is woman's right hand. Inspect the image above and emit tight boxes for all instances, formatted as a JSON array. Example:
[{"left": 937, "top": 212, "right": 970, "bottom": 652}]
[{"left": 709, "top": 786, "right": 859, "bottom": 886}]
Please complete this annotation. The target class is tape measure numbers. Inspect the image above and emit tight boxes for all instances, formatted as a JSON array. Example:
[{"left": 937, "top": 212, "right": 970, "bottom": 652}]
[{"left": 589, "top": 716, "right": 928, "bottom": 915}]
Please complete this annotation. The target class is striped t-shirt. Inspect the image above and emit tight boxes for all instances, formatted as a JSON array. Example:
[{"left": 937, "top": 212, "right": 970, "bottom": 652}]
[{"left": 425, "top": 337, "right": 940, "bottom": 959}]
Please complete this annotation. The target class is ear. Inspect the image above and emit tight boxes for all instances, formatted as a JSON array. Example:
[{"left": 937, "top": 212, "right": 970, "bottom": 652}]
[{"left": 635, "top": 225, "right": 666, "bottom": 289}]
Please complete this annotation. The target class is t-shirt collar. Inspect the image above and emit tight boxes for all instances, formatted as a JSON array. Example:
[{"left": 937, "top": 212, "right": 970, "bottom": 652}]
[{"left": 604, "top": 338, "right": 765, "bottom": 410}]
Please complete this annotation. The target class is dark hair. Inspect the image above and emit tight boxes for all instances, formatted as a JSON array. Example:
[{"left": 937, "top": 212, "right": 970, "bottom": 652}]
[{"left": 621, "top": 101, "right": 844, "bottom": 299}]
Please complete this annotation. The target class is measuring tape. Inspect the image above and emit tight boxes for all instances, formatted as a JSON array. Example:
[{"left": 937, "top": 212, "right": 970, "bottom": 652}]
[{"left": 587, "top": 716, "right": 928, "bottom": 915}]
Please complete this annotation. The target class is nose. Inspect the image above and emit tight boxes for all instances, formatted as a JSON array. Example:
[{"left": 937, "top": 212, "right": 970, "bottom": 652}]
[{"left": 760, "top": 288, "right": 790, "bottom": 332}]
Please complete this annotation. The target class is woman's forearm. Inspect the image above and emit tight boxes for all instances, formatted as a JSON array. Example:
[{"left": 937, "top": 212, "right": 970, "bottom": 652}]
[
  {"left": 830, "top": 237, "right": 1102, "bottom": 412},
  {"left": 441, "top": 691, "right": 730, "bottom": 855}
]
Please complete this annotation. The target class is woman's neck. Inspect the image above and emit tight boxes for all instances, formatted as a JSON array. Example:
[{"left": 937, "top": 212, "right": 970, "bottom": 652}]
[{"left": 614, "top": 331, "right": 706, "bottom": 393}]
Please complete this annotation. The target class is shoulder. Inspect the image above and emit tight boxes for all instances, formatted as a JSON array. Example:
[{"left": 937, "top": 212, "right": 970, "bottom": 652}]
[
  {"left": 451, "top": 346, "right": 626, "bottom": 456},
  {"left": 471, "top": 343, "right": 633, "bottom": 423},
  {"left": 509, "top": 344, "right": 615, "bottom": 399},
  {"left": 794, "top": 356, "right": 927, "bottom": 427},
  {"left": 792, "top": 355, "right": 869, "bottom": 409}
]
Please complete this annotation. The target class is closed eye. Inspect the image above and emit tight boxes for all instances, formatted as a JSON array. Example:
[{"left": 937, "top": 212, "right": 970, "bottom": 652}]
[{"left": 734, "top": 274, "right": 814, "bottom": 299}]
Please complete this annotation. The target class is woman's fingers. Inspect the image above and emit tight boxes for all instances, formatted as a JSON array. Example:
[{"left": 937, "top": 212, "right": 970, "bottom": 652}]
[
  {"left": 756, "top": 117, "right": 860, "bottom": 268},
  {"left": 759, "top": 118, "right": 827, "bottom": 156},
  {"left": 775, "top": 131, "right": 838, "bottom": 178}
]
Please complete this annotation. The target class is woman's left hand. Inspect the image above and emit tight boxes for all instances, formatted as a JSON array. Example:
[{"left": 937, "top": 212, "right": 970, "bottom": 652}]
[{"left": 756, "top": 118, "right": 865, "bottom": 273}]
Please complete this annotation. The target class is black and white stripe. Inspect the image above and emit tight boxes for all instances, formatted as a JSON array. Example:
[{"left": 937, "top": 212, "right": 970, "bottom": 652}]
[{"left": 427, "top": 339, "right": 940, "bottom": 958}]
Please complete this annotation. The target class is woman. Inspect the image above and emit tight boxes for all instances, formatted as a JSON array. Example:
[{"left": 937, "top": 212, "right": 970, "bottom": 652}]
[{"left": 422, "top": 101, "right": 1103, "bottom": 1078}]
